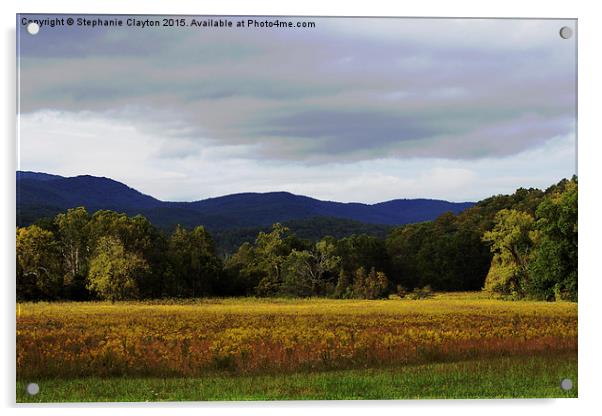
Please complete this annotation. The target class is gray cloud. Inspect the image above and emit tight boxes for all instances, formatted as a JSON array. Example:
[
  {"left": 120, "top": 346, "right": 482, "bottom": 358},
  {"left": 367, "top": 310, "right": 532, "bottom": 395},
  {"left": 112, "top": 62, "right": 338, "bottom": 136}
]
[
  {"left": 256, "top": 110, "right": 443, "bottom": 159},
  {"left": 18, "top": 15, "right": 576, "bottom": 164}
]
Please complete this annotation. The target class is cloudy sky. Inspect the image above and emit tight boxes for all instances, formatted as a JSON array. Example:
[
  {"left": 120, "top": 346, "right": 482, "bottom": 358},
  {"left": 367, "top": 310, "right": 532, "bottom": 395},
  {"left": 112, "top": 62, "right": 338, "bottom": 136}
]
[{"left": 17, "top": 16, "right": 576, "bottom": 203}]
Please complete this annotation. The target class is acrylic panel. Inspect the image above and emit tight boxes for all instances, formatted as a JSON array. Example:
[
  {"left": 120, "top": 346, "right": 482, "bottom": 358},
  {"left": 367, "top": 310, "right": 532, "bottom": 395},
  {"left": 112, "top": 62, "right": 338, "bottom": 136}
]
[{"left": 16, "top": 14, "right": 577, "bottom": 403}]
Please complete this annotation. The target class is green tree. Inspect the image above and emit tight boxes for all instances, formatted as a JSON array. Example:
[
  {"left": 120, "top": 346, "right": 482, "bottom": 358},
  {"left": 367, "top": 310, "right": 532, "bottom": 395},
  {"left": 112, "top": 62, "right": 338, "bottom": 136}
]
[
  {"left": 352, "top": 266, "right": 389, "bottom": 299},
  {"left": 87, "top": 236, "right": 148, "bottom": 302},
  {"left": 280, "top": 250, "right": 315, "bottom": 297},
  {"left": 16, "top": 225, "right": 62, "bottom": 300},
  {"left": 352, "top": 267, "right": 367, "bottom": 299},
  {"left": 54, "top": 207, "right": 91, "bottom": 298},
  {"left": 223, "top": 242, "right": 263, "bottom": 295},
  {"left": 386, "top": 222, "right": 428, "bottom": 290},
  {"left": 333, "top": 269, "right": 352, "bottom": 299},
  {"left": 313, "top": 238, "right": 341, "bottom": 294},
  {"left": 280, "top": 239, "right": 341, "bottom": 297},
  {"left": 253, "top": 223, "right": 291, "bottom": 296},
  {"left": 87, "top": 211, "right": 153, "bottom": 254},
  {"left": 528, "top": 178, "right": 577, "bottom": 301},
  {"left": 367, "top": 268, "right": 389, "bottom": 299},
  {"left": 386, "top": 213, "right": 489, "bottom": 291},
  {"left": 167, "top": 225, "right": 222, "bottom": 297},
  {"left": 336, "top": 234, "right": 389, "bottom": 281},
  {"left": 87, "top": 210, "right": 168, "bottom": 298},
  {"left": 482, "top": 209, "right": 535, "bottom": 297}
]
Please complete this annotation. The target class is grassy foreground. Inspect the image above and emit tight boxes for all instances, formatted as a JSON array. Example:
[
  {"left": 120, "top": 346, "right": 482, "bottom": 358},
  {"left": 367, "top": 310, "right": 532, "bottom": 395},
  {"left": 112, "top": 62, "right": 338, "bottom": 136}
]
[
  {"left": 16, "top": 293, "right": 577, "bottom": 401},
  {"left": 17, "top": 354, "right": 577, "bottom": 402}
]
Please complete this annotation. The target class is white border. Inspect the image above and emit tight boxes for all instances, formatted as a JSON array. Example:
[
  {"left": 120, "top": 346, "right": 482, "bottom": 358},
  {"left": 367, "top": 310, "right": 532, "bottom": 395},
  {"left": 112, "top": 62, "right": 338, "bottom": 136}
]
[{"left": 2, "top": 1, "right": 600, "bottom": 415}]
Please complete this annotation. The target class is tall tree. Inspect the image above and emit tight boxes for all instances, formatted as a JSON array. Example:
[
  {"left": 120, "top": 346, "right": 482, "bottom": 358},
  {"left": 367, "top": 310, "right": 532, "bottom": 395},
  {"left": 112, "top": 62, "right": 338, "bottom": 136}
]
[
  {"left": 16, "top": 225, "right": 62, "bottom": 300},
  {"left": 333, "top": 269, "right": 352, "bottom": 299},
  {"left": 167, "top": 225, "right": 222, "bottom": 297},
  {"left": 54, "top": 207, "right": 91, "bottom": 298},
  {"left": 336, "top": 234, "right": 389, "bottom": 280},
  {"left": 87, "top": 210, "right": 167, "bottom": 298},
  {"left": 482, "top": 209, "right": 535, "bottom": 296},
  {"left": 280, "top": 239, "right": 341, "bottom": 297},
  {"left": 352, "top": 266, "right": 389, "bottom": 299},
  {"left": 528, "top": 178, "right": 578, "bottom": 300},
  {"left": 252, "top": 223, "right": 291, "bottom": 296},
  {"left": 223, "top": 242, "right": 262, "bottom": 295},
  {"left": 87, "top": 236, "right": 148, "bottom": 302}
]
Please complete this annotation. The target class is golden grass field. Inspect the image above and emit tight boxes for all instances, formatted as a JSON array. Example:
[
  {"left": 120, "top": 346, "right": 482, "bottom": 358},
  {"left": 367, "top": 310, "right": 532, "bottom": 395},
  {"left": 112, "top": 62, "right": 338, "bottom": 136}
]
[{"left": 17, "top": 293, "right": 577, "bottom": 380}]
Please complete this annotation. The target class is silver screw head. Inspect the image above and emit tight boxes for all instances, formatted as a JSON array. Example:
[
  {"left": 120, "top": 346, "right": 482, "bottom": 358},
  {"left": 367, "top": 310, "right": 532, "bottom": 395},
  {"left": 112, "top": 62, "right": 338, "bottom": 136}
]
[
  {"left": 559, "top": 26, "right": 573, "bottom": 39},
  {"left": 560, "top": 378, "right": 573, "bottom": 391},
  {"left": 26, "top": 22, "right": 40, "bottom": 35},
  {"left": 26, "top": 382, "right": 40, "bottom": 395}
]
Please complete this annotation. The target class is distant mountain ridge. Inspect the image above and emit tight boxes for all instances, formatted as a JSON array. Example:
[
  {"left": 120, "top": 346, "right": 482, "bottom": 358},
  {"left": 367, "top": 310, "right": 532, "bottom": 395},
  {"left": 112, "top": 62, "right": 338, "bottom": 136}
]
[{"left": 16, "top": 171, "right": 475, "bottom": 230}]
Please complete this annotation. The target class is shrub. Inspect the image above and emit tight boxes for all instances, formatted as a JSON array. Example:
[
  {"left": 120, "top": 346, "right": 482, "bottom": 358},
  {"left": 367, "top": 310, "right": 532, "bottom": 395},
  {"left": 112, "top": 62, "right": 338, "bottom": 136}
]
[{"left": 408, "top": 285, "right": 434, "bottom": 300}]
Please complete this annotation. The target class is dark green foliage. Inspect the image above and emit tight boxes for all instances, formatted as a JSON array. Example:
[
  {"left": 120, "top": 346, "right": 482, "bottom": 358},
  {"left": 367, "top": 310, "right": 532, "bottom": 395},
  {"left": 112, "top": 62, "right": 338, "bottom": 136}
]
[
  {"left": 222, "top": 242, "right": 264, "bottom": 295},
  {"left": 460, "top": 187, "right": 544, "bottom": 231},
  {"left": 252, "top": 224, "right": 294, "bottom": 297},
  {"left": 77, "top": 208, "right": 171, "bottom": 299},
  {"left": 527, "top": 179, "right": 578, "bottom": 301},
  {"left": 280, "top": 240, "right": 341, "bottom": 297},
  {"left": 17, "top": 208, "right": 220, "bottom": 301},
  {"left": 336, "top": 234, "right": 390, "bottom": 280},
  {"left": 224, "top": 223, "right": 306, "bottom": 297},
  {"left": 481, "top": 177, "right": 578, "bottom": 301},
  {"left": 166, "top": 225, "right": 222, "bottom": 298},
  {"left": 214, "top": 216, "right": 391, "bottom": 256},
  {"left": 54, "top": 207, "right": 91, "bottom": 299},
  {"left": 384, "top": 177, "right": 577, "bottom": 299},
  {"left": 333, "top": 270, "right": 352, "bottom": 299},
  {"left": 224, "top": 225, "right": 341, "bottom": 297},
  {"left": 15, "top": 177, "right": 577, "bottom": 302},
  {"left": 386, "top": 212, "right": 490, "bottom": 291},
  {"left": 16, "top": 225, "right": 63, "bottom": 300}
]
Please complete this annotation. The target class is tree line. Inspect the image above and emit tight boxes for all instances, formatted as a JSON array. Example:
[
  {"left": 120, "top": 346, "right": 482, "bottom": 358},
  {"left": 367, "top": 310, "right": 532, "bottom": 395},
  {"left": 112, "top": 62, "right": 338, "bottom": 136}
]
[{"left": 16, "top": 177, "right": 577, "bottom": 302}]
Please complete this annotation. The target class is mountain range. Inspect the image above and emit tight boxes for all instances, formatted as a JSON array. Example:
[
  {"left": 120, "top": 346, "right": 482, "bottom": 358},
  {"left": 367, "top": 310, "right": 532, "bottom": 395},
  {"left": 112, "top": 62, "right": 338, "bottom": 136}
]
[{"left": 16, "top": 171, "right": 475, "bottom": 232}]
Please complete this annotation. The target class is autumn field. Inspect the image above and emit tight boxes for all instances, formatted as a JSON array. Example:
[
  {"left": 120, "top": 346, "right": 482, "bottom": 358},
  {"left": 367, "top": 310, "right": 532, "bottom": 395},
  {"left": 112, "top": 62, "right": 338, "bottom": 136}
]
[{"left": 16, "top": 293, "right": 578, "bottom": 401}]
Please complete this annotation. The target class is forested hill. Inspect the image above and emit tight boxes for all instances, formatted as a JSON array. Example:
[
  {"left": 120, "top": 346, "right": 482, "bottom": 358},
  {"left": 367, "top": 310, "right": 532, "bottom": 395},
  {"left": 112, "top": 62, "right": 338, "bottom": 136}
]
[
  {"left": 16, "top": 176, "right": 577, "bottom": 301},
  {"left": 16, "top": 171, "right": 474, "bottom": 230}
]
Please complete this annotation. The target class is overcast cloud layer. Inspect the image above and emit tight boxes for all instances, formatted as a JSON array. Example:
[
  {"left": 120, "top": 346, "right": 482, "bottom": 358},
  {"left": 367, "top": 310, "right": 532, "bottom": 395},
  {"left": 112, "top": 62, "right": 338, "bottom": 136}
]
[{"left": 17, "top": 16, "right": 576, "bottom": 202}]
